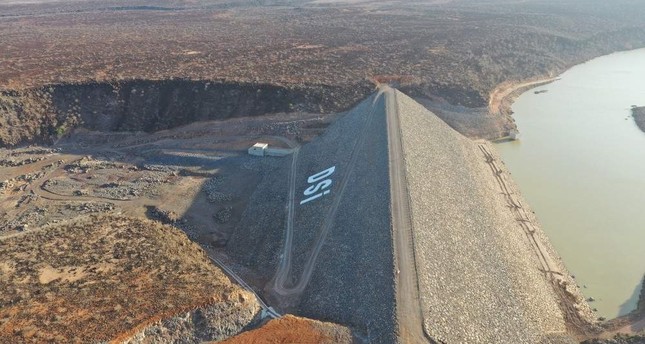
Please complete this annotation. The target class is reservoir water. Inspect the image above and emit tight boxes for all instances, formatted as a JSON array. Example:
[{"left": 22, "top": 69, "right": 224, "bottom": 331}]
[{"left": 497, "top": 48, "right": 645, "bottom": 318}]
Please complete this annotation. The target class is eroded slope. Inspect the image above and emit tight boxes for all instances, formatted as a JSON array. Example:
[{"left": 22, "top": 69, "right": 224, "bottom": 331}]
[{"left": 0, "top": 81, "right": 368, "bottom": 147}]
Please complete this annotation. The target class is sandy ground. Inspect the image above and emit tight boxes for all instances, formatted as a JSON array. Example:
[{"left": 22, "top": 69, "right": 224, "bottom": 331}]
[{"left": 488, "top": 77, "right": 559, "bottom": 117}]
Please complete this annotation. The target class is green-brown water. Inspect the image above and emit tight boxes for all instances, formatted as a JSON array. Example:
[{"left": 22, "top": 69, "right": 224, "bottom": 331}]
[{"left": 497, "top": 48, "right": 645, "bottom": 318}]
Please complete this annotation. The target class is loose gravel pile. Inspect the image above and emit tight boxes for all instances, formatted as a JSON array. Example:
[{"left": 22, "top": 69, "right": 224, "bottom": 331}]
[
  {"left": 395, "top": 90, "right": 573, "bottom": 343},
  {"left": 43, "top": 159, "right": 174, "bottom": 200},
  {"left": 1, "top": 201, "right": 118, "bottom": 232}
]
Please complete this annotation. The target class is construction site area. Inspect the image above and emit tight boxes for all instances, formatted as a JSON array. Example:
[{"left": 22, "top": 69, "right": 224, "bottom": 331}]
[
  {"left": 1, "top": 0, "right": 645, "bottom": 343},
  {"left": 3, "top": 82, "right": 643, "bottom": 343}
]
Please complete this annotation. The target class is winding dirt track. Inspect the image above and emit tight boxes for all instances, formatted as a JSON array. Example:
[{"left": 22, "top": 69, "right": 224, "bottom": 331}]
[{"left": 272, "top": 92, "right": 382, "bottom": 297}]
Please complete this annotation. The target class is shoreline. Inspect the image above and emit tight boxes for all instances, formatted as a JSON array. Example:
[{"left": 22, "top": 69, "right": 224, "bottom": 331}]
[
  {"left": 487, "top": 51, "right": 645, "bottom": 340},
  {"left": 398, "top": 91, "right": 575, "bottom": 342},
  {"left": 480, "top": 141, "right": 601, "bottom": 339},
  {"left": 488, "top": 76, "right": 559, "bottom": 116},
  {"left": 487, "top": 76, "right": 559, "bottom": 138},
  {"left": 487, "top": 91, "right": 645, "bottom": 340},
  {"left": 601, "top": 275, "right": 645, "bottom": 337},
  {"left": 489, "top": 47, "right": 645, "bottom": 140}
]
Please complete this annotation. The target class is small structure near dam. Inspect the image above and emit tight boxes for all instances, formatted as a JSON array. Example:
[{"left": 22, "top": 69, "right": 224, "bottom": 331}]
[
  {"left": 248, "top": 143, "right": 269, "bottom": 156},
  {"left": 248, "top": 142, "right": 293, "bottom": 157}
]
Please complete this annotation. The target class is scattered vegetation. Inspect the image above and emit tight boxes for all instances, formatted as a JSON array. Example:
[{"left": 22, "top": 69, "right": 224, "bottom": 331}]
[
  {"left": 1, "top": 1, "right": 645, "bottom": 146},
  {"left": 0, "top": 215, "right": 259, "bottom": 343},
  {"left": 2, "top": 0, "right": 645, "bottom": 107}
]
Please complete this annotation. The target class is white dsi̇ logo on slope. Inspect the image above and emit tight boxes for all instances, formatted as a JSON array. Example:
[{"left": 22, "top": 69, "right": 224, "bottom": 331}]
[{"left": 299, "top": 166, "right": 336, "bottom": 205}]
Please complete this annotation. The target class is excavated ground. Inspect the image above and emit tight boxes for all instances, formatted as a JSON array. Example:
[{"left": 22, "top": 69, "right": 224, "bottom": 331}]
[
  {"left": 218, "top": 315, "right": 353, "bottom": 344},
  {"left": 0, "top": 110, "right": 339, "bottom": 343}
]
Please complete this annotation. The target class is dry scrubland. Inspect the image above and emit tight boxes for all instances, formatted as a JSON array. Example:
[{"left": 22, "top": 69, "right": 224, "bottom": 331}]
[
  {"left": 1, "top": 0, "right": 645, "bottom": 343},
  {"left": 1, "top": 0, "right": 644, "bottom": 106},
  {"left": 2, "top": 0, "right": 645, "bottom": 145},
  {"left": 0, "top": 110, "right": 344, "bottom": 342},
  {"left": 0, "top": 215, "right": 260, "bottom": 343}
]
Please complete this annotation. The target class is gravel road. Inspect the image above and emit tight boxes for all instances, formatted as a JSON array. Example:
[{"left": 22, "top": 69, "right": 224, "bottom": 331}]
[{"left": 384, "top": 86, "right": 428, "bottom": 344}]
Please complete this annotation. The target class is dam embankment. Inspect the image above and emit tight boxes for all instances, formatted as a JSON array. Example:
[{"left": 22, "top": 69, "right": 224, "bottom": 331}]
[{"left": 395, "top": 90, "right": 594, "bottom": 342}]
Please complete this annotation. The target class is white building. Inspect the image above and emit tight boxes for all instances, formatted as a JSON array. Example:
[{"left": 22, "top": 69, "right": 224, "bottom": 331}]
[{"left": 248, "top": 143, "right": 268, "bottom": 156}]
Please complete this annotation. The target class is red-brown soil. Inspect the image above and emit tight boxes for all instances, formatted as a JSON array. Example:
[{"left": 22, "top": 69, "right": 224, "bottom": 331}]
[{"left": 218, "top": 315, "right": 352, "bottom": 344}]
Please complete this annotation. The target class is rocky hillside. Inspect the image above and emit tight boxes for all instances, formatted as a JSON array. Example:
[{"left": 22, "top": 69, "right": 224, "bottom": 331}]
[
  {"left": 0, "top": 80, "right": 371, "bottom": 147},
  {"left": 0, "top": 215, "right": 260, "bottom": 343}
]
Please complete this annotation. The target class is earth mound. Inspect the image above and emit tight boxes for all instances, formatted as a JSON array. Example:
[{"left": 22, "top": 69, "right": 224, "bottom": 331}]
[{"left": 219, "top": 315, "right": 352, "bottom": 344}]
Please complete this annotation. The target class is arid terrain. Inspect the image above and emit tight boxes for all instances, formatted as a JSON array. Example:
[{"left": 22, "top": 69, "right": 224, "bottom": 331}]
[
  {"left": 3, "top": 0, "right": 645, "bottom": 145},
  {"left": 0, "top": 112, "right": 343, "bottom": 343},
  {"left": 2, "top": 0, "right": 645, "bottom": 343},
  {"left": 0, "top": 215, "right": 260, "bottom": 343}
]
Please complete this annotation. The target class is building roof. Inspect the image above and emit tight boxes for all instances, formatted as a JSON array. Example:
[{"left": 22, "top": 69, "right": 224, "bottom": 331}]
[{"left": 251, "top": 143, "right": 268, "bottom": 149}]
